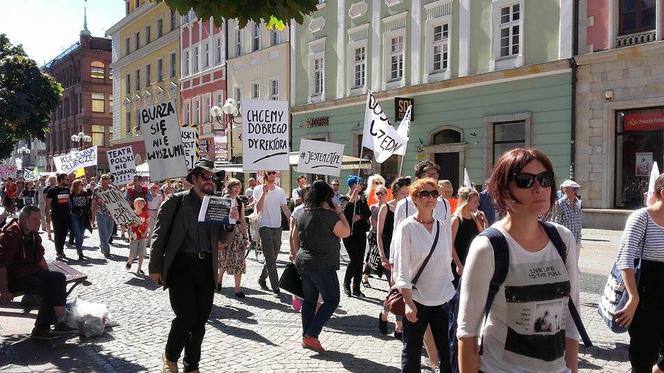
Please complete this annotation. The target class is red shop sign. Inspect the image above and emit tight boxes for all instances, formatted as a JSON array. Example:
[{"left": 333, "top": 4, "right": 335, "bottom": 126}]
[{"left": 623, "top": 109, "right": 664, "bottom": 131}]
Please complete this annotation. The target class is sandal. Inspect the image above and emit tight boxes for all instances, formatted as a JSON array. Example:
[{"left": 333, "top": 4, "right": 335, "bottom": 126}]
[{"left": 362, "top": 279, "right": 372, "bottom": 288}]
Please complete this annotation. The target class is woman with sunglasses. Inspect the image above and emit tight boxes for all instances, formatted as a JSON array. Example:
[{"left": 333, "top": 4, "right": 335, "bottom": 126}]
[
  {"left": 362, "top": 184, "right": 390, "bottom": 288},
  {"left": 377, "top": 177, "right": 411, "bottom": 336},
  {"left": 367, "top": 174, "right": 393, "bottom": 206},
  {"left": 458, "top": 148, "right": 580, "bottom": 372},
  {"left": 393, "top": 178, "right": 455, "bottom": 372}
]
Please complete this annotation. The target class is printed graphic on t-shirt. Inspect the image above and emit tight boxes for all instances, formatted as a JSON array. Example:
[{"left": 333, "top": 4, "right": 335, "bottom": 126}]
[
  {"left": 57, "top": 193, "right": 70, "bottom": 205},
  {"left": 503, "top": 259, "right": 570, "bottom": 366}
]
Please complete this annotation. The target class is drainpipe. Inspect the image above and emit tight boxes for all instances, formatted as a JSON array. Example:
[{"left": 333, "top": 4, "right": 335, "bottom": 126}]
[{"left": 569, "top": 0, "right": 579, "bottom": 180}]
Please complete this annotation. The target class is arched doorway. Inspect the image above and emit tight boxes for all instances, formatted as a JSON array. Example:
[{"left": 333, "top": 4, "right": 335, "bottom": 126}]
[{"left": 421, "top": 127, "right": 465, "bottom": 192}]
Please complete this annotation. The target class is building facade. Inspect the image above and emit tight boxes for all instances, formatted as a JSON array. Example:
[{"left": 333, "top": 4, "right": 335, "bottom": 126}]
[
  {"left": 107, "top": 0, "right": 180, "bottom": 167},
  {"left": 290, "top": 0, "right": 575, "bottom": 191},
  {"left": 576, "top": 0, "right": 664, "bottom": 228},
  {"left": 43, "top": 31, "right": 113, "bottom": 174},
  {"left": 179, "top": 11, "right": 226, "bottom": 161}
]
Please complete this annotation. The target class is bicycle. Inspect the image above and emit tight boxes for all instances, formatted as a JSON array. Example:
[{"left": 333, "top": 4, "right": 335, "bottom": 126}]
[{"left": 244, "top": 216, "right": 264, "bottom": 264}]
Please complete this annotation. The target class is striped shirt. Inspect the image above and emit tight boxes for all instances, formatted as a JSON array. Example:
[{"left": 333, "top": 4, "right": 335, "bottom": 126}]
[
  {"left": 616, "top": 208, "right": 664, "bottom": 270},
  {"left": 548, "top": 196, "right": 582, "bottom": 243}
]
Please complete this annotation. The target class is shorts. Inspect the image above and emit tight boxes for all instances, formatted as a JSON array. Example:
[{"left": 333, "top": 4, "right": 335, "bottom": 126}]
[{"left": 129, "top": 239, "right": 147, "bottom": 259}]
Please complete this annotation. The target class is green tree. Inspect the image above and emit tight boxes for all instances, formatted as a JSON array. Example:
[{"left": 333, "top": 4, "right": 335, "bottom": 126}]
[
  {"left": 157, "top": 0, "right": 318, "bottom": 28},
  {"left": 0, "top": 34, "right": 62, "bottom": 159}
]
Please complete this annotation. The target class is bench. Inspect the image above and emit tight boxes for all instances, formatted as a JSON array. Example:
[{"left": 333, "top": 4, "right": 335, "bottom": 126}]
[{"left": 12, "top": 261, "right": 89, "bottom": 312}]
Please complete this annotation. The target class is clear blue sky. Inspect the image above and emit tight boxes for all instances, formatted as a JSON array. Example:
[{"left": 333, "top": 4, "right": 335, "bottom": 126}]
[{"left": 0, "top": 0, "right": 125, "bottom": 66}]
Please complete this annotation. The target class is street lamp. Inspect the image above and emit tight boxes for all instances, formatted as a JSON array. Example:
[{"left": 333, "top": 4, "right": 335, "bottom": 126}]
[
  {"left": 16, "top": 146, "right": 31, "bottom": 169},
  {"left": 71, "top": 131, "right": 92, "bottom": 150},
  {"left": 210, "top": 99, "right": 241, "bottom": 162}
]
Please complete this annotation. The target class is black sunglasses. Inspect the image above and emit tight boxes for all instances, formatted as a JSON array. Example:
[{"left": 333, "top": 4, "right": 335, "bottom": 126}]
[
  {"left": 416, "top": 190, "right": 439, "bottom": 199},
  {"left": 267, "top": 171, "right": 277, "bottom": 175},
  {"left": 199, "top": 173, "right": 218, "bottom": 182},
  {"left": 513, "top": 171, "right": 554, "bottom": 189}
]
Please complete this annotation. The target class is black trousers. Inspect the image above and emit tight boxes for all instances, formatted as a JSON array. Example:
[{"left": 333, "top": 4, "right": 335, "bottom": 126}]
[
  {"left": 10, "top": 271, "right": 66, "bottom": 330},
  {"left": 401, "top": 301, "right": 451, "bottom": 373},
  {"left": 51, "top": 214, "right": 69, "bottom": 255},
  {"left": 165, "top": 252, "right": 215, "bottom": 372},
  {"left": 343, "top": 232, "right": 366, "bottom": 290},
  {"left": 629, "top": 259, "right": 664, "bottom": 373}
]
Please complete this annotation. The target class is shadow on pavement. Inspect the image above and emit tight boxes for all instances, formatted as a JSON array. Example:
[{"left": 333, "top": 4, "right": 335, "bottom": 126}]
[
  {"left": 207, "top": 318, "right": 276, "bottom": 346},
  {"left": 210, "top": 304, "right": 257, "bottom": 324},
  {"left": 125, "top": 277, "right": 160, "bottom": 291},
  {"left": 310, "top": 350, "right": 400, "bottom": 372},
  {"left": 326, "top": 314, "right": 393, "bottom": 340},
  {"left": 580, "top": 341, "right": 630, "bottom": 363}
]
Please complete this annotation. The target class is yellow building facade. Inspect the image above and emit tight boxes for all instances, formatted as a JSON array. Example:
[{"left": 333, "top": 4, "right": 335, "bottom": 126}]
[{"left": 107, "top": 0, "right": 180, "bottom": 165}]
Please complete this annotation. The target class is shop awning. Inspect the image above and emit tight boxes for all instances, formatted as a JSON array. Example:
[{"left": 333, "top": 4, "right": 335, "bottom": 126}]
[{"left": 214, "top": 152, "right": 371, "bottom": 173}]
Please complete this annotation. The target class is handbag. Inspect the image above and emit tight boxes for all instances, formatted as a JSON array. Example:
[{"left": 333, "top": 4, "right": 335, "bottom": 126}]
[
  {"left": 384, "top": 221, "right": 440, "bottom": 316},
  {"left": 597, "top": 215, "right": 649, "bottom": 333},
  {"left": 278, "top": 262, "right": 304, "bottom": 298}
]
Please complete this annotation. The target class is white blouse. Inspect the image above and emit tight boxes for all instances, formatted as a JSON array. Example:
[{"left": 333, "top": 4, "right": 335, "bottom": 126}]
[{"left": 392, "top": 216, "right": 455, "bottom": 306}]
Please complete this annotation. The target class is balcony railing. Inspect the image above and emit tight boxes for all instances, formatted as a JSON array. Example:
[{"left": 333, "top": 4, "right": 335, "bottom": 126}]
[{"left": 616, "top": 30, "right": 657, "bottom": 48}]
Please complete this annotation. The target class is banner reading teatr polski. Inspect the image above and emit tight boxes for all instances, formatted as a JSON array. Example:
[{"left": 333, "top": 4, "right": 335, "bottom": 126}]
[
  {"left": 362, "top": 92, "right": 407, "bottom": 163},
  {"left": 241, "top": 100, "right": 289, "bottom": 171},
  {"left": 140, "top": 101, "right": 188, "bottom": 181},
  {"left": 53, "top": 146, "right": 98, "bottom": 174},
  {"left": 107, "top": 146, "right": 136, "bottom": 185}
]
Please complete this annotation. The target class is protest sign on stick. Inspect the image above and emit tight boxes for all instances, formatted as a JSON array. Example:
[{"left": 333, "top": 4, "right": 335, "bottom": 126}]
[
  {"left": 53, "top": 147, "right": 98, "bottom": 174},
  {"left": 361, "top": 92, "right": 407, "bottom": 164},
  {"left": 140, "top": 101, "right": 188, "bottom": 181},
  {"left": 197, "top": 195, "right": 236, "bottom": 225},
  {"left": 0, "top": 165, "right": 18, "bottom": 179},
  {"left": 107, "top": 146, "right": 136, "bottom": 184},
  {"left": 181, "top": 126, "right": 198, "bottom": 170},
  {"left": 242, "top": 100, "right": 290, "bottom": 171},
  {"left": 296, "top": 139, "right": 344, "bottom": 177},
  {"left": 96, "top": 188, "right": 141, "bottom": 226}
]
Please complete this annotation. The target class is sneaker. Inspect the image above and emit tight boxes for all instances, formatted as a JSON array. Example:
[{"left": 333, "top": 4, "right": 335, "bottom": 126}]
[
  {"left": 137, "top": 269, "right": 145, "bottom": 275},
  {"left": 302, "top": 336, "right": 325, "bottom": 352},
  {"left": 53, "top": 322, "right": 79, "bottom": 334},
  {"left": 257, "top": 278, "right": 269, "bottom": 291},
  {"left": 352, "top": 289, "right": 366, "bottom": 298},
  {"left": 272, "top": 288, "right": 281, "bottom": 296},
  {"left": 102, "top": 252, "right": 112, "bottom": 259},
  {"left": 56, "top": 253, "right": 65, "bottom": 261},
  {"left": 31, "top": 327, "right": 59, "bottom": 340}
]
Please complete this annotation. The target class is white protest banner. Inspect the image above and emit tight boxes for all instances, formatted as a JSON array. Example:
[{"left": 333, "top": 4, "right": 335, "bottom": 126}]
[
  {"left": 297, "top": 139, "right": 344, "bottom": 177},
  {"left": 242, "top": 99, "right": 290, "bottom": 171},
  {"left": 22, "top": 168, "right": 37, "bottom": 182},
  {"left": 395, "top": 105, "right": 412, "bottom": 156},
  {"left": 96, "top": 188, "right": 141, "bottom": 226},
  {"left": 197, "top": 196, "right": 236, "bottom": 225},
  {"left": 140, "top": 101, "right": 188, "bottom": 181},
  {"left": 361, "top": 92, "right": 407, "bottom": 163},
  {"left": 53, "top": 146, "right": 98, "bottom": 174},
  {"left": 0, "top": 165, "right": 17, "bottom": 179},
  {"left": 107, "top": 146, "right": 136, "bottom": 184},
  {"left": 181, "top": 126, "right": 198, "bottom": 170}
]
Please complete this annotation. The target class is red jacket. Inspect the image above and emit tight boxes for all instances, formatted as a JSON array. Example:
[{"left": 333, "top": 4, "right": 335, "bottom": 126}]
[{"left": 0, "top": 219, "right": 45, "bottom": 283}]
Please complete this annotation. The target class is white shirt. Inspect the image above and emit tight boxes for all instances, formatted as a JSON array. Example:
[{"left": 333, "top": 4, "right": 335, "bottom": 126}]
[
  {"left": 245, "top": 187, "right": 254, "bottom": 199},
  {"left": 292, "top": 204, "right": 305, "bottom": 222},
  {"left": 392, "top": 217, "right": 455, "bottom": 306},
  {"left": 147, "top": 192, "right": 163, "bottom": 211},
  {"left": 457, "top": 223, "right": 580, "bottom": 373},
  {"left": 253, "top": 184, "right": 287, "bottom": 228}
]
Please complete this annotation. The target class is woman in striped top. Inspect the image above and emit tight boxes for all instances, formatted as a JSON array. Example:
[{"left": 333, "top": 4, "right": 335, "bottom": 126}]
[{"left": 615, "top": 173, "right": 664, "bottom": 373}]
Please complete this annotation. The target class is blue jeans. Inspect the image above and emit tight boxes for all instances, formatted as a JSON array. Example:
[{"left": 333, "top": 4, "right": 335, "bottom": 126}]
[
  {"left": 448, "top": 288, "right": 460, "bottom": 373},
  {"left": 69, "top": 214, "right": 85, "bottom": 255},
  {"left": 96, "top": 213, "right": 114, "bottom": 255},
  {"left": 299, "top": 268, "right": 340, "bottom": 338}
]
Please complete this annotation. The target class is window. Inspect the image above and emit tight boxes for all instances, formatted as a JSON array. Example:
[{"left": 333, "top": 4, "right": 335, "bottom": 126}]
[
  {"left": 194, "top": 99, "right": 200, "bottom": 125},
  {"left": 109, "top": 68, "right": 113, "bottom": 80},
  {"left": 235, "top": 29, "right": 242, "bottom": 56},
  {"left": 157, "top": 58, "right": 163, "bottom": 81},
  {"left": 146, "top": 64, "right": 151, "bottom": 86},
  {"left": 271, "top": 30, "right": 280, "bottom": 46},
  {"left": 253, "top": 24, "right": 260, "bottom": 51},
  {"left": 619, "top": 0, "right": 656, "bottom": 35},
  {"left": 432, "top": 24, "right": 448, "bottom": 72},
  {"left": 353, "top": 46, "right": 366, "bottom": 88},
  {"left": 313, "top": 57, "right": 324, "bottom": 95},
  {"left": 184, "top": 102, "right": 190, "bottom": 125},
  {"left": 91, "top": 93, "right": 105, "bottom": 113},
  {"left": 170, "top": 9, "right": 176, "bottom": 31},
  {"left": 125, "top": 38, "right": 130, "bottom": 55},
  {"left": 72, "top": 95, "right": 78, "bottom": 114},
  {"left": 499, "top": 4, "right": 520, "bottom": 57},
  {"left": 136, "top": 109, "right": 141, "bottom": 133},
  {"left": 493, "top": 121, "right": 525, "bottom": 162},
  {"left": 389, "top": 35, "right": 404, "bottom": 81},
  {"left": 183, "top": 50, "right": 190, "bottom": 75},
  {"left": 204, "top": 41, "right": 210, "bottom": 68},
  {"left": 270, "top": 80, "right": 279, "bottom": 100},
  {"left": 135, "top": 32, "right": 140, "bottom": 50},
  {"left": 157, "top": 18, "right": 163, "bottom": 37},
  {"left": 146, "top": 25, "right": 151, "bottom": 44},
  {"left": 90, "top": 61, "right": 105, "bottom": 79},
  {"left": 134, "top": 0, "right": 139, "bottom": 8},
  {"left": 109, "top": 94, "right": 113, "bottom": 112},
  {"left": 252, "top": 83, "right": 260, "bottom": 99},
  {"left": 125, "top": 111, "right": 132, "bottom": 134},
  {"left": 92, "top": 125, "right": 105, "bottom": 147},
  {"left": 215, "top": 93, "right": 223, "bottom": 106},
  {"left": 235, "top": 87, "right": 241, "bottom": 101},
  {"left": 215, "top": 37, "right": 223, "bottom": 64},
  {"left": 135, "top": 69, "right": 141, "bottom": 91},
  {"left": 193, "top": 46, "right": 199, "bottom": 73},
  {"left": 170, "top": 52, "right": 176, "bottom": 77},
  {"left": 204, "top": 95, "right": 211, "bottom": 123}
]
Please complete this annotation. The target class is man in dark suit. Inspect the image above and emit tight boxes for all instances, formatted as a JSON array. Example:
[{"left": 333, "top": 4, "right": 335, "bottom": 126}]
[{"left": 149, "top": 160, "right": 236, "bottom": 373}]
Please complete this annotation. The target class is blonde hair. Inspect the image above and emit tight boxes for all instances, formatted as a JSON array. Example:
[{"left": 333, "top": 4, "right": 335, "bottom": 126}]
[
  {"left": 409, "top": 178, "right": 438, "bottom": 200},
  {"left": 375, "top": 185, "right": 387, "bottom": 195},
  {"left": 454, "top": 186, "right": 479, "bottom": 216},
  {"left": 133, "top": 197, "right": 146, "bottom": 208},
  {"left": 368, "top": 174, "right": 386, "bottom": 187},
  {"left": 438, "top": 179, "right": 453, "bottom": 191}
]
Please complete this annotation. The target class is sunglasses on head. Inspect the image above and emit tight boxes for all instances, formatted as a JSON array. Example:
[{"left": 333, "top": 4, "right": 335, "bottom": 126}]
[
  {"left": 417, "top": 190, "right": 439, "bottom": 199},
  {"left": 513, "top": 171, "right": 554, "bottom": 189}
]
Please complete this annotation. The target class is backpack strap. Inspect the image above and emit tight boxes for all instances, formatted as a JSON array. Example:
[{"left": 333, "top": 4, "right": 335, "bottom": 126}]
[
  {"left": 540, "top": 222, "right": 593, "bottom": 348},
  {"left": 478, "top": 227, "right": 509, "bottom": 354}
]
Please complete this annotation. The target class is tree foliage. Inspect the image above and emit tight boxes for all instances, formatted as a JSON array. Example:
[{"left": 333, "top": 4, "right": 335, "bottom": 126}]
[
  {"left": 0, "top": 34, "right": 62, "bottom": 159},
  {"left": 157, "top": 0, "right": 318, "bottom": 28}
]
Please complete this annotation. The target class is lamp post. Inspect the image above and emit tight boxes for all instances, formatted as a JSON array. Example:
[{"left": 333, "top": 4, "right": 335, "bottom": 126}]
[
  {"left": 71, "top": 131, "right": 92, "bottom": 151},
  {"left": 210, "top": 98, "right": 241, "bottom": 163},
  {"left": 16, "top": 146, "right": 30, "bottom": 170}
]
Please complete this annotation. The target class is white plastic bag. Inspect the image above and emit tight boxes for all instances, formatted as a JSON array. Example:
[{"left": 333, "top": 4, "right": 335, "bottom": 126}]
[{"left": 65, "top": 298, "right": 115, "bottom": 337}]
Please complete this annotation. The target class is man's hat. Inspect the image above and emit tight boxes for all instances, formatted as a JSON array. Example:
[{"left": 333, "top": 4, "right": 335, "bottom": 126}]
[
  {"left": 560, "top": 179, "right": 581, "bottom": 189},
  {"left": 186, "top": 159, "right": 222, "bottom": 183}
]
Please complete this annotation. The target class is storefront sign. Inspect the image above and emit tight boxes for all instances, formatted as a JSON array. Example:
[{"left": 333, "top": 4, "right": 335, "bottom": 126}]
[
  {"left": 623, "top": 109, "right": 664, "bottom": 131},
  {"left": 395, "top": 97, "right": 414, "bottom": 121},
  {"left": 303, "top": 116, "right": 329, "bottom": 128}
]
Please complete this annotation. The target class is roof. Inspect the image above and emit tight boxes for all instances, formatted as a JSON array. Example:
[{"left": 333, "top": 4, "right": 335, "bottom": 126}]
[{"left": 44, "top": 42, "right": 80, "bottom": 69}]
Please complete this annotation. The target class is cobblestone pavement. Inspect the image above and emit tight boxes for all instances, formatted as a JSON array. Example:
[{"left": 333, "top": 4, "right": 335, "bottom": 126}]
[{"left": 0, "top": 227, "right": 631, "bottom": 372}]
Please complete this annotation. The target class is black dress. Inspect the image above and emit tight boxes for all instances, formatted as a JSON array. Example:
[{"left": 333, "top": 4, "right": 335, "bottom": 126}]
[{"left": 452, "top": 216, "right": 479, "bottom": 288}]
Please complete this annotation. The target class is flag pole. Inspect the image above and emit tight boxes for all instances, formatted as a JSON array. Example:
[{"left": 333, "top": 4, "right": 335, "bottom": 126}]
[
  {"left": 351, "top": 146, "right": 364, "bottom": 231},
  {"left": 398, "top": 155, "right": 405, "bottom": 178}
]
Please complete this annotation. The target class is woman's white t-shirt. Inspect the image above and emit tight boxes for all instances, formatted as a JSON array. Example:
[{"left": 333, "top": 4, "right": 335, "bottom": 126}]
[{"left": 457, "top": 223, "right": 581, "bottom": 373}]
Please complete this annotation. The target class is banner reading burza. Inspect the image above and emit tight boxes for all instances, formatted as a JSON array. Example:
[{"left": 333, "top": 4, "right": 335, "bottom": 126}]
[
  {"left": 53, "top": 146, "right": 98, "bottom": 174},
  {"left": 140, "top": 102, "right": 188, "bottom": 181},
  {"left": 96, "top": 188, "right": 141, "bottom": 226},
  {"left": 242, "top": 100, "right": 289, "bottom": 171},
  {"left": 181, "top": 127, "right": 198, "bottom": 170},
  {"left": 297, "top": 139, "right": 344, "bottom": 177},
  {"left": 107, "top": 146, "right": 136, "bottom": 184},
  {"left": 362, "top": 92, "right": 407, "bottom": 163}
]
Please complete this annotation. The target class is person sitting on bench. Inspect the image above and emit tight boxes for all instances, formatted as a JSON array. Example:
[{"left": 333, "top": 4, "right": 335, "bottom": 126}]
[{"left": 0, "top": 205, "right": 76, "bottom": 339}]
